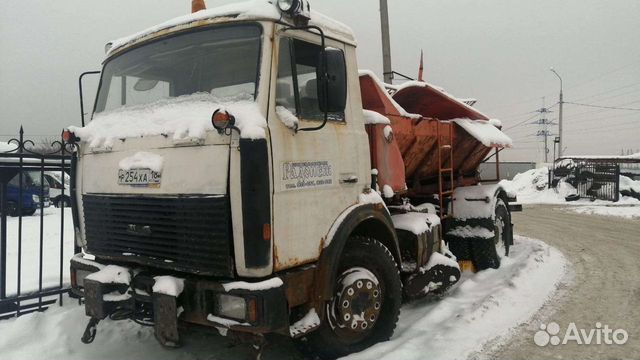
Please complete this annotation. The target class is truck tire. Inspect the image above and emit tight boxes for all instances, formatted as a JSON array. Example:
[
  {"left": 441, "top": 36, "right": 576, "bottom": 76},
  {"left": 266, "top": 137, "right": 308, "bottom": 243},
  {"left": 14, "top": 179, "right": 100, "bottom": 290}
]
[
  {"left": 472, "top": 198, "right": 511, "bottom": 270},
  {"left": 6, "top": 201, "right": 19, "bottom": 217},
  {"left": 54, "top": 196, "right": 71, "bottom": 208},
  {"left": 494, "top": 198, "right": 511, "bottom": 257},
  {"left": 22, "top": 208, "right": 37, "bottom": 216},
  {"left": 301, "top": 236, "right": 402, "bottom": 359}
]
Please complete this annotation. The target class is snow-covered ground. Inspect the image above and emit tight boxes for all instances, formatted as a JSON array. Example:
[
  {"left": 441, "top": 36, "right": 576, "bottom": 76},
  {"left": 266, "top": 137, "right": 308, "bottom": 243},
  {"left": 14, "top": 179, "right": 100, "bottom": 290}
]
[
  {"left": 0, "top": 236, "right": 567, "bottom": 360},
  {"left": 500, "top": 167, "right": 640, "bottom": 219},
  {"left": 567, "top": 204, "right": 640, "bottom": 219},
  {"left": 2, "top": 207, "right": 75, "bottom": 297}
]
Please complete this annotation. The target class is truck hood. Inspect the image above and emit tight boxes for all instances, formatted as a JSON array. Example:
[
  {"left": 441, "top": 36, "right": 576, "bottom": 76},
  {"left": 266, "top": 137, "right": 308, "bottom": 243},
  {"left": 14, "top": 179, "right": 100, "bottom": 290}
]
[{"left": 79, "top": 134, "right": 231, "bottom": 195}]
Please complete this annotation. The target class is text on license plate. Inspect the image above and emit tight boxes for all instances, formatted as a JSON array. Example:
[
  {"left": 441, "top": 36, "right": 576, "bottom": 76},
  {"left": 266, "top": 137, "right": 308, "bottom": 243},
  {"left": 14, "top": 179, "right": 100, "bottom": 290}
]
[{"left": 118, "top": 169, "right": 161, "bottom": 187}]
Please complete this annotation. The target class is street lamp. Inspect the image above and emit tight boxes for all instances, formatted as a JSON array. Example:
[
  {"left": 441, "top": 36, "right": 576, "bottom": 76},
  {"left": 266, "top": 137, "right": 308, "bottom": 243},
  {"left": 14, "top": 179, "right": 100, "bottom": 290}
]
[{"left": 550, "top": 68, "right": 564, "bottom": 157}]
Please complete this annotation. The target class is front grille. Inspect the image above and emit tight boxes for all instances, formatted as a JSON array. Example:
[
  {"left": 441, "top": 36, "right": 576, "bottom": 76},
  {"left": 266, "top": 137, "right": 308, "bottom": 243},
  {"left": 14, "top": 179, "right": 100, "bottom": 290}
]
[{"left": 83, "top": 194, "right": 233, "bottom": 277}]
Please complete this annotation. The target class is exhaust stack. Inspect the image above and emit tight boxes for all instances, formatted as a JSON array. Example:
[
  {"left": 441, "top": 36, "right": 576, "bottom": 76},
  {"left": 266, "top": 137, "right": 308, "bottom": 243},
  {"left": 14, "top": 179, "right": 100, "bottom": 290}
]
[{"left": 192, "top": 0, "right": 206, "bottom": 13}]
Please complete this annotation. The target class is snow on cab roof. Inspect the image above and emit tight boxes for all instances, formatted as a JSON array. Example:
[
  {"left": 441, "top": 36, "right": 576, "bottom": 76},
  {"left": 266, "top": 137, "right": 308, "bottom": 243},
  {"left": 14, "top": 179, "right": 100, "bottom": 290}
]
[{"left": 107, "top": 0, "right": 356, "bottom": 57}]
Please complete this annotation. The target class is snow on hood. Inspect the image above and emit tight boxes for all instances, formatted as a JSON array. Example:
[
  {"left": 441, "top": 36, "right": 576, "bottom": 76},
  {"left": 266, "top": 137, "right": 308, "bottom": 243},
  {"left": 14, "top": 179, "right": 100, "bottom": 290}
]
[
  {"left": 119, "top": 152, "right": 164, "bottom": 172},
  {"left": 452, "top": 118, "right": 512, "bottom": 148},
  {"left": 69, "top": 93, "right": 266, "bottom": 148}
]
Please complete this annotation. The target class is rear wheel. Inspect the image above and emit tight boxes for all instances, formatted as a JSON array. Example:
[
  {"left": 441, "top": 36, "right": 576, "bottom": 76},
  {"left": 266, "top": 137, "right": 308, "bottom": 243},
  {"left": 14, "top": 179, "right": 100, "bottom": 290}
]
[
  {"left": 472, "top": 197, "right": 511, "bottom": 270},
  {"left": 301, "top": 237, "right": 402, "bottom": 359},
  {"left": 494, "top": 198, "right": 511, "bottom": 257}
]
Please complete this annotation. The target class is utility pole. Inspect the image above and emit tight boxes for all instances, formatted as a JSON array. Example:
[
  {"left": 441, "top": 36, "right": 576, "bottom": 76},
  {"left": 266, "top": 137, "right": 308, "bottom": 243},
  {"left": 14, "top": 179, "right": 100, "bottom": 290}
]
[
  {"left": 535, "top": 98, "right": 555, "bottom": 163},
  {"left": 379, "top": 0, "right": 393, "bottom": 83},
  {"left": 550, "top": 68, "right": 564, "bottom": 157}
]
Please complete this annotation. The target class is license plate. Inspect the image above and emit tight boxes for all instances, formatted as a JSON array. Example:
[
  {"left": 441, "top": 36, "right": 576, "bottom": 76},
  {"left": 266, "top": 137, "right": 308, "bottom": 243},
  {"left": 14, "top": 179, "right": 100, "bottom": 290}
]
[{"left": 118, "top": 169, "right": 161, "bottom": 187}]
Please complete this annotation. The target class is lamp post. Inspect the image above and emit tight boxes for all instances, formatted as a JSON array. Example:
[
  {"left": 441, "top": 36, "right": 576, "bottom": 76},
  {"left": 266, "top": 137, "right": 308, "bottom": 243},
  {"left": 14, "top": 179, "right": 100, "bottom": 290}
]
[{"left": 550, "top": 68, "right": 564, "bottom": 157}]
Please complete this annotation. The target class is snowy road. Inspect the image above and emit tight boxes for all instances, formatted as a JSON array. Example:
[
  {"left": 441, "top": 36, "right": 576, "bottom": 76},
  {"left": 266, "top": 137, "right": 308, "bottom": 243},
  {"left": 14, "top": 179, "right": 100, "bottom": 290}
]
[
  {"left": 0, "top": 234, "right": 566, "bottom": 360},
  {"left": 484, "top": 205, "right": 640, "bottom": 359}
]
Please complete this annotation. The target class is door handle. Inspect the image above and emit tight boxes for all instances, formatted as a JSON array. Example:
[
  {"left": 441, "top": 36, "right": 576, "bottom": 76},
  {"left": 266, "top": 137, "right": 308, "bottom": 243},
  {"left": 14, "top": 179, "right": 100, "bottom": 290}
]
[{"left": 340, "top": 176, "right": 358, "bottom": 184}]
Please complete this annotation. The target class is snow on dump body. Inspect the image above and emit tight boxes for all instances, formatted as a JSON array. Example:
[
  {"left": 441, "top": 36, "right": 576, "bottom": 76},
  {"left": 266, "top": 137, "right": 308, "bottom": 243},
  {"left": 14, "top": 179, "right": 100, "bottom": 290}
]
[
  {"left": 453, "top": 118, "right": 513, "bottom": 148},
  {"left": 69, "top": 93, "right": 266, "bottom": 147},
  {"left": 362, "top": 109, "right": 390, "bottom": 125},
  {"left": 358, "top": 70, "right": 421, "bottom": 119},
  {"left": 107, "top": 0, "right": 356, "bottom": 57}
]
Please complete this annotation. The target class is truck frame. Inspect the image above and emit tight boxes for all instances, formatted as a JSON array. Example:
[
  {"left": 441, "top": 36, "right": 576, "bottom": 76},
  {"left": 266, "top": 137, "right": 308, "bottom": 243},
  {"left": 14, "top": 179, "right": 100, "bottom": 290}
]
[{"left": 67, "top": 1, "right": 516, "bottom": 358}]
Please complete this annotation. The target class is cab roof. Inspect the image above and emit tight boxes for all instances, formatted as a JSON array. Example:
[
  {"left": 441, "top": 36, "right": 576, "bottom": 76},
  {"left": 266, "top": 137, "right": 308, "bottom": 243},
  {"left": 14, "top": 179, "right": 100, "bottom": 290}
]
[{"left": 106, "top": 0, "right": 356, "bottom": 58}]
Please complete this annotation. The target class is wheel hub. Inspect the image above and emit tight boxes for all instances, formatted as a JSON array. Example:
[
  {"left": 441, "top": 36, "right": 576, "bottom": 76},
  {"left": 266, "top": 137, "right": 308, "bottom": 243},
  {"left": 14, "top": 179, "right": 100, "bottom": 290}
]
[{"left": 330, "top": 267, "right": 382, "bottom": 333}]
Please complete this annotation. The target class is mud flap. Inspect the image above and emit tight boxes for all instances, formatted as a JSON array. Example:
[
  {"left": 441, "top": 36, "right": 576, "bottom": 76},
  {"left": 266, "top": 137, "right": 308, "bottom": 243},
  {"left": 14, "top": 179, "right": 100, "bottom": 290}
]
[
  {"left": 403, "top": 263, "right": 461, "bottom": 301},
  {"left": 153, "top": 293, "right": 181, "bottom": 347}
]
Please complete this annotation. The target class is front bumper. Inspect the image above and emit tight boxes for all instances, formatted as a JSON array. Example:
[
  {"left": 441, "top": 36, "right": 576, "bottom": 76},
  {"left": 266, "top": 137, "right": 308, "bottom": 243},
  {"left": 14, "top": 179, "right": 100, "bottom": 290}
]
[{"left": 70, "top": 254, "right": 290, "bottom": 344}]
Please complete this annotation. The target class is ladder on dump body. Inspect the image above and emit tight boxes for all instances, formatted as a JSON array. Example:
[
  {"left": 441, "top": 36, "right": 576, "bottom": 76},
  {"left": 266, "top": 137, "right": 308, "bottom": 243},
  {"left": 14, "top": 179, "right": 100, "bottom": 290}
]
[{"left": 437, "top": 121, "right": 455, "bottom": 218}]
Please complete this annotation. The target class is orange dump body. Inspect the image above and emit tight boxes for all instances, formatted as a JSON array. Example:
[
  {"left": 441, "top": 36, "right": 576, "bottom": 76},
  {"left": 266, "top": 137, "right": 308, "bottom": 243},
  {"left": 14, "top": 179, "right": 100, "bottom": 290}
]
[{"left": 359, "top": 73, "right": 501, "bottom": 196}]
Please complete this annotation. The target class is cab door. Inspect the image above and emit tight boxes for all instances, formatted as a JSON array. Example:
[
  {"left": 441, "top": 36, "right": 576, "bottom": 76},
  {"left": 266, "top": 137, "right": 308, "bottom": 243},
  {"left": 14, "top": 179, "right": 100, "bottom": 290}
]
[{"left": 268, "top": 28, "right": 369, "bottom": 271}]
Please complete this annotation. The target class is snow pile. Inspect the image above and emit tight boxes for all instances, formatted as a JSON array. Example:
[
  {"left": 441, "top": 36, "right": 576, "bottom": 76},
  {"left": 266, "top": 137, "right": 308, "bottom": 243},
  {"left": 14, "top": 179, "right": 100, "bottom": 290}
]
[
  {"left": 447, "top": 225, "right": 495, "bottom": 239},
  {"left": 383, "top": 125, "right": 393, "bottom": 140},
  {"left": 85, "top": 265, "right": 131, "bottom": 285},
  {"left": 391, "top": 212, "right": 440, "bottom": 235},
  {"left": 69, "top": 93, "right": 266, "bottom": 148},
  {"left": 500, "top": 167, "right": 579, "bottom": 204},
  {"left": 362, "top": 109, "right": 390, "bottom": 125},
  {"left": 382, "top": 184, "right": 394, "bottom": 198},
  {"left": 620, "top": 175, "right": 640, "bottom": 197},
  {"left": 152, "top": 276, "right": 185, "bottom": 297},
  {"left": 118, "top": 152, "right": 163, "bottom": 172},
  {"left": 358, "top": 190, "right": 386, "bottom": 205},
  {"left": 422, "top": 252, "right": 460, "bottom": 273},
  {"left": 222, "top": 277, "right": 283, "bottom": 292},
  {"left": 452, "top": 118, "right": 512, "bottom": 148},
  {"left": 275, "top": 106, "right": 299, "bottom": 130},
  {"left": 289, "top": 308, "right": 321, "bottom": 337}
]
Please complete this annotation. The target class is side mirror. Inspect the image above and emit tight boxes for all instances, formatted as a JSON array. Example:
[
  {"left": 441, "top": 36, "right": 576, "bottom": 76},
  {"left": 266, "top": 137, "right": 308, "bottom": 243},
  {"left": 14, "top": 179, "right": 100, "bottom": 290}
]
[{"left": 316, "top": 48, "right": 347, "bottom": 113}]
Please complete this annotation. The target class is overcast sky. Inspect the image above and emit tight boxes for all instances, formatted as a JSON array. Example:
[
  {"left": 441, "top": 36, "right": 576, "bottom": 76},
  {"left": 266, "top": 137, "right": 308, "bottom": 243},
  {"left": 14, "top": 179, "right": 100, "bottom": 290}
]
[{"left": 1, "top": 0, "right": 639, "bottom": 161}]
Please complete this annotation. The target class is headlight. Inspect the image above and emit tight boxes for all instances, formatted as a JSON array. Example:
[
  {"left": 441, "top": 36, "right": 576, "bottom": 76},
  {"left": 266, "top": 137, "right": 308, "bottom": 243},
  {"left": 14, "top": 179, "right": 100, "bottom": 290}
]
[
  {"left": 32, "top": 194, "right": 40, "bottom": 203},
  {"left": 215, "top": 294, "right": 247, "bottom": 321},
  {"left": 278, "top": 0, "right": 296, "bottom": 13}
]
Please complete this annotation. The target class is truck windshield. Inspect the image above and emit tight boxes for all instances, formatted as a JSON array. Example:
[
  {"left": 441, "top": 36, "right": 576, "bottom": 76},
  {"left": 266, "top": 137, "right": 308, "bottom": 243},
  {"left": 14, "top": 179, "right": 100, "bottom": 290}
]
[{"left": 94, "top": 24, "right": 263, "bottom": 114}]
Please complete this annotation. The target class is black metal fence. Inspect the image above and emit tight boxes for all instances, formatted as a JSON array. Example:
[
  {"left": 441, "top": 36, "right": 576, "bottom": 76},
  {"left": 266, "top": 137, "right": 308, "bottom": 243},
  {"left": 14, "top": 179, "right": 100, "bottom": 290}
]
[
  {"left": 0, "top": 127, "right": 76, "bottom": 319},
  {"left": 552, "top": 159, "right": 620, "bottom": 202}
]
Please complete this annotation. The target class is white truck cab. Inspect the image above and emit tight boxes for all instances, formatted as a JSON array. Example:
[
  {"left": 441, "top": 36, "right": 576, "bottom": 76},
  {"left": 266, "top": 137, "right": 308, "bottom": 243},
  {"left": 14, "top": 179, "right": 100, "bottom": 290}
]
[{"left": 68, "top": 1, "right": 513, "bottom": 358}]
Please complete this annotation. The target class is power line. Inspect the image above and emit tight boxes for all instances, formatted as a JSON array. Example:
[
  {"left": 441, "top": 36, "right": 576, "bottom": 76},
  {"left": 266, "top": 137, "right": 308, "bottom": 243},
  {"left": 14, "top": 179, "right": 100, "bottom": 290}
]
[
  {"left": 570, "top": 82, "right": 640, "bottom": 103},
  {"left": 565, "top": 101, "right": 640, "bottom": 111}
]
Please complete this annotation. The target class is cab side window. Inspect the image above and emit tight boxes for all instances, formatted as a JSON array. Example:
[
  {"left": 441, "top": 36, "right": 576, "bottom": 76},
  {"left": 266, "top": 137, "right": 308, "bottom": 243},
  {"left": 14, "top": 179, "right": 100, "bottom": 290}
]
[{"left": 276, "top": 37, "right": 345, "bottom": 122}]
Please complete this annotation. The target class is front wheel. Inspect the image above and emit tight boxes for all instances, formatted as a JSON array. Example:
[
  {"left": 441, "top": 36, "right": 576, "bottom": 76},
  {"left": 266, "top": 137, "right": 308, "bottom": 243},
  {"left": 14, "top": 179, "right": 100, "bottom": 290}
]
[{"left": 301, "top": 237, "right": 402, "bottom": 359}]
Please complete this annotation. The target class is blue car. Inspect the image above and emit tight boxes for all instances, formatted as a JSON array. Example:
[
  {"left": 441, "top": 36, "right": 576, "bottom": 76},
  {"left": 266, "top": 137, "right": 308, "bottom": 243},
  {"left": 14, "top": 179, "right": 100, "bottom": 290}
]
[{"left": 3, "top": 171, "right": 50, "bottom": 216}]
